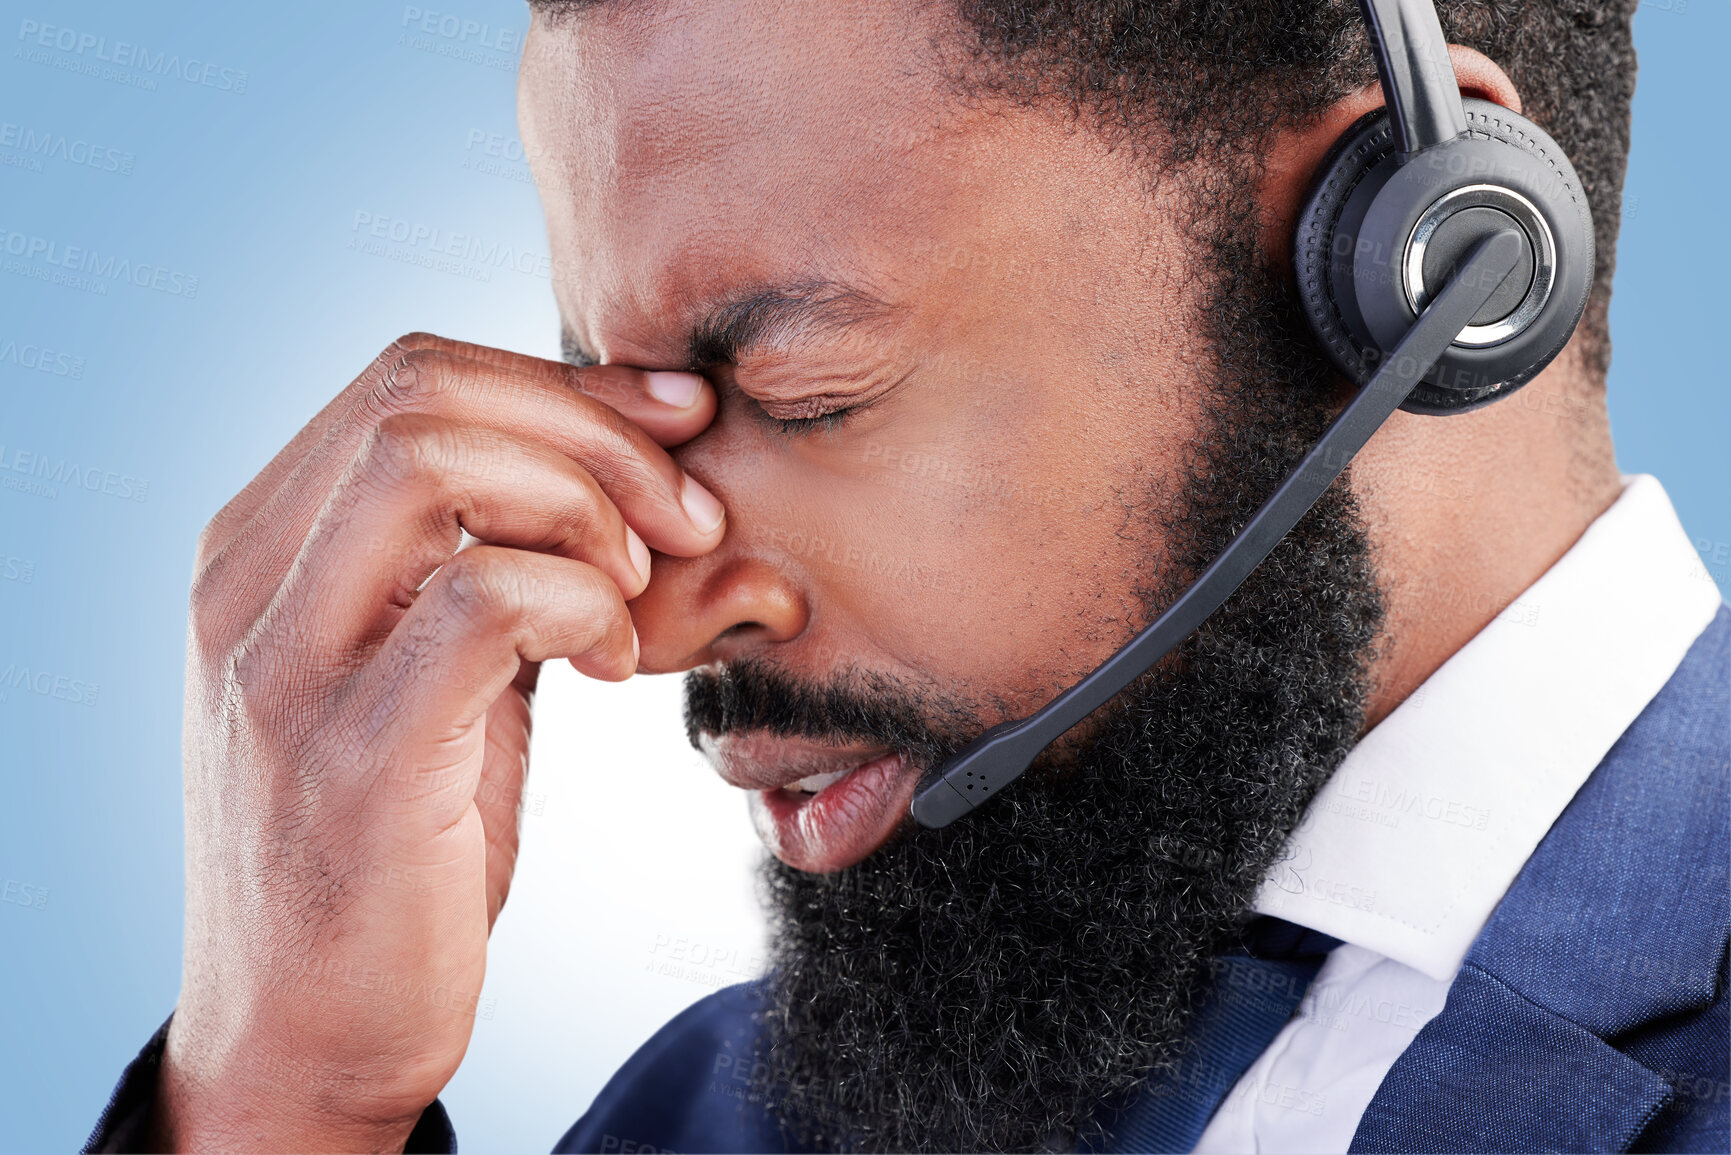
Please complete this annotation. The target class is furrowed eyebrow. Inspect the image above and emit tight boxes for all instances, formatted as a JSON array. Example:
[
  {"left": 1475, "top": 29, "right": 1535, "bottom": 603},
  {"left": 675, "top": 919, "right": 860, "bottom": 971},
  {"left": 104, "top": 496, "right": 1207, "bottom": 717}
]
[
  {"left": 684, "top": 281, "right": 895, "bottom": 370},
  {"left": 557, "top": 280, "right": 894, "bottom": 371}
]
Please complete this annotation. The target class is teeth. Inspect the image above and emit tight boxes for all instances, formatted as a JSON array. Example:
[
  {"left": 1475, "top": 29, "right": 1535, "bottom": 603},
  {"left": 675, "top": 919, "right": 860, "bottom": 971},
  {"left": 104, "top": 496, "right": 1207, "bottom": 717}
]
[{"left": 791, "top": 769, "right": 851, "bottom": 794}]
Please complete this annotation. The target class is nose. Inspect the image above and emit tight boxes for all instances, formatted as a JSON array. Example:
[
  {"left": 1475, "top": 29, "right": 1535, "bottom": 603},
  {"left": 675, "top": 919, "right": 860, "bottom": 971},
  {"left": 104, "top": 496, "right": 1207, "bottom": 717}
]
[
  {"left": 627, "top": 411, "right": 811, "bottom": 673},
  {"left": 629, "top": 547, "right": 809, "bottom": 674}
]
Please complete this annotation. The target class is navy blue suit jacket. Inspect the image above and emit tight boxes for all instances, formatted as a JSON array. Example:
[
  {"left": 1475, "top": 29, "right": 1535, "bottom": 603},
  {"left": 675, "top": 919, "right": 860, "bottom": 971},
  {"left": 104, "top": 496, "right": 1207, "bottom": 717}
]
[{"left": 89, "top": 609, "right": 1731, "bottom": 1153}]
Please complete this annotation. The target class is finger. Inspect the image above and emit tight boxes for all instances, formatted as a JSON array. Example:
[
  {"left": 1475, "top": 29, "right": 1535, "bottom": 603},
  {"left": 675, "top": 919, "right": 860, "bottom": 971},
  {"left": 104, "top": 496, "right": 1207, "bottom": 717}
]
[
  {"left": 200, "top": 335, "right": 716, "bottom": 568},
  {"left": 271, "top": 413, "right": 651, "bottom": 656},
  {"left": 197, "top": 333, "right": 447, "bottom": 570},
  {"left": 406, "top": 335, "right": 719, "bottom": 450},
  {"left": 476, "top": 661, "right": 535, "bottom": 929},
  {"left": 348, "top": 347, "right": 724, "bottom": 556},
  {"left": 355, "top": 548, "right": 635, "bottom": 793},
  {"left": 567, "top": 363, "right": 719, "bottom": 448},
  {"left": 195, "top": 341, "right": 725, "bottom": 646}
]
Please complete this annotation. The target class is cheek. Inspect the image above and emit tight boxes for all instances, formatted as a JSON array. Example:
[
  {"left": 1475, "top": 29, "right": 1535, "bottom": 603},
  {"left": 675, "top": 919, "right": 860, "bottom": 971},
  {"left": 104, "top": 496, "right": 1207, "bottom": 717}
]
[{"left": 768, "top": 405, "right": 1174, "bottom": 710}]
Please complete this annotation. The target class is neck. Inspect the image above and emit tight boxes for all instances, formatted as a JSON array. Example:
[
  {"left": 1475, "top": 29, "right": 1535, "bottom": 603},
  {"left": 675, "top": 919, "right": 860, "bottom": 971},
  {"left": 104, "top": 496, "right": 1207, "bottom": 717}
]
[{"left": 1352, "top": 336, "right": 1623, "bottom": 730}]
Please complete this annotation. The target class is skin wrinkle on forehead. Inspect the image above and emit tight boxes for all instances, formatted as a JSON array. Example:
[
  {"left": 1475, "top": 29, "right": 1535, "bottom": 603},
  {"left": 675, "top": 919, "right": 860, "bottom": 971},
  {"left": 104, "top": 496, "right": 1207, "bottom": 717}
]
[
  {"left": 523, "top": 4, "right": 1171, "bottom": 377},
  {"left": 524, "top": 4, "right": 964, "bottom": 349}
]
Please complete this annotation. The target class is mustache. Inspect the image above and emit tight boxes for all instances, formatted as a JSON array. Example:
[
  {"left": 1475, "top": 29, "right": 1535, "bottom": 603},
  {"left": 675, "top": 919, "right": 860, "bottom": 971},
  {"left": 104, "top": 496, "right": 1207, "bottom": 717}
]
[{"left": 682, "top": 658, "right": 980, "bottom": 771}]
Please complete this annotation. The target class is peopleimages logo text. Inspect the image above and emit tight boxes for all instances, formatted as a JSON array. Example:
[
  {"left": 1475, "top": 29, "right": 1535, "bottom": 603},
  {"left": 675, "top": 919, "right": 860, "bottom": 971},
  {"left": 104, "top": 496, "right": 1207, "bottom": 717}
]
[
  {"left": 16, "top": 19, "right": 249, "bottom": 92},
  {"left": 0, "top": 227, "right": 198, "bottom": 298},
  {"left": 0, "top": 664, "right": 99, "bottom": 708},
  {"left": 0, "top": 444, "right": 149, "bottom": 503},
  {"left": 0, "top": 122, "right": 133, "bottom": 174},
  {"left": 0, "top": 339, "right": 84, "bottom": 378},
  {"left": 400, "top": 7, "right": 522, "bottom": 54},
  {"left": 350, "top": 211, "right": 552, "bottom": 279}
]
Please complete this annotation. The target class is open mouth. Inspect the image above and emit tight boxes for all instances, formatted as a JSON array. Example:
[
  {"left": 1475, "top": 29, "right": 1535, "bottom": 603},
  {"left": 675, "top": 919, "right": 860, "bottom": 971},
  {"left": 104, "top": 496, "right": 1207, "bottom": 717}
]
[
  {"left": 700, "top": 733, "right": 923, "bottom": 872},
  {"left": 785, "top": 768, "right": 854, "bottom": 794}
]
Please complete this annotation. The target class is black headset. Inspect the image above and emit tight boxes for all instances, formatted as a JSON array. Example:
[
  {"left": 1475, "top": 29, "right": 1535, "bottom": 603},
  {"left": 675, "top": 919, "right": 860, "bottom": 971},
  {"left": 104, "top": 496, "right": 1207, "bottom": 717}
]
[{"left": 910, "top": 0, "right": 1594, "bottom": 828}]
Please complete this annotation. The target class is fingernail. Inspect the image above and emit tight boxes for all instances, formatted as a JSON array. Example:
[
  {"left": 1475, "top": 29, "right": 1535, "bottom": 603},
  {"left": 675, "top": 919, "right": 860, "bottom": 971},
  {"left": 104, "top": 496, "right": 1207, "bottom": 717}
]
[
  {"left": 646, "top": 371, "right": 704, "bottom": 408},
  {"left": 631, "top": 626, "right": 641, "bottom": 667},
  {"left": 625, "top": 525, "right": 652, "bottom": 586},
  {"left": 680, "top": 475, "right": 725, "bottom": 534}
]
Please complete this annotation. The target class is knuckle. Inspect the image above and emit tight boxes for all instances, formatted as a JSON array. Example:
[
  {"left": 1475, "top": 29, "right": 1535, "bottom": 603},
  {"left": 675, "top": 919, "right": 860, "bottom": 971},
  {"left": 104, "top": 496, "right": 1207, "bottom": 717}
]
[
  {"left": 605, "top": 457, "right": 677, "bottom": 511},
  {"left": 364, "top": 346, "right": 453, "bottom": 421},
  {"left": 568, "top": 569, "right": 626, "bottom": 630},
  {"left": 188, "top": 527, "right": 272, "bottom": 669},
  {"left": 227, "top": 627, "right": 313, "bottom": 738},
  {"left": 360, "top": 413, "right": 452, "bottom": 489},
  {"left": 228, "top": 632, "right": 274, "bottom": 702},
  {"left": 582, "top": 393, "right": 643, "bottom": 445},
  {"left": 188, "top": 532, "right": 235, "bottom": 609},
  {"left": 549, "top": 487, "right": 610, "bottom": 551},
  {"left": 578, "top": 600, "right": 635, "bottom": 674},
  {"left": 390, "top": 330, "right": 445, "bottom": 352},
  {"left": 187, "top": 556, "right": 236, "bottom": 665},
  {"left": 436, "top": 550, "right": 510, "bottom": 621},
  {"left": 575, "top": 409, "right": 681, "bottom": 496},
  {"left": 192, "top": 517, "right": 224, "bottom": 574},
  {"left": 566, "top": 559, "right": 619, "bottom": 612}
]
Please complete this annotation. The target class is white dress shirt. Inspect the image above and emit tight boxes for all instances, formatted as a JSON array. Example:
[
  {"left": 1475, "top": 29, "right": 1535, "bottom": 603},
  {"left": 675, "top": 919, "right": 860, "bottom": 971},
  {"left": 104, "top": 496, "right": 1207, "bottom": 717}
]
[{"left": 1192, "top": 474, "right": 1725, "bottom": 1154}]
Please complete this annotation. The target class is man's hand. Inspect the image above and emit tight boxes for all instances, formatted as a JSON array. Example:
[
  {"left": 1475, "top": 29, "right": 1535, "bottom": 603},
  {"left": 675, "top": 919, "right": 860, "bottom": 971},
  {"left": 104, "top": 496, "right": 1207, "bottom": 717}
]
[{"left": 153, "top": 334, "right": 723, "bottom": 1153}]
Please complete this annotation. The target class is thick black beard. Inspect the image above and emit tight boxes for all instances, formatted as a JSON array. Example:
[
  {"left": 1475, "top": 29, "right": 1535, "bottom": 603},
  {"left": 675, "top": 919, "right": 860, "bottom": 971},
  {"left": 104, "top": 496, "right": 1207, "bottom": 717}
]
[{"left": 682, "top": 245, "right": 1383, "bottom": 1151}]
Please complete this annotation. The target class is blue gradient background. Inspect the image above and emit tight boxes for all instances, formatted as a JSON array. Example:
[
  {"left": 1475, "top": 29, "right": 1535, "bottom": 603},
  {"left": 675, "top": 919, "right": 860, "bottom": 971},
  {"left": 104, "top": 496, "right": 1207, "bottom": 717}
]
[{"left": 1, "top": 2, "right": 1724, "bottom": 1151}]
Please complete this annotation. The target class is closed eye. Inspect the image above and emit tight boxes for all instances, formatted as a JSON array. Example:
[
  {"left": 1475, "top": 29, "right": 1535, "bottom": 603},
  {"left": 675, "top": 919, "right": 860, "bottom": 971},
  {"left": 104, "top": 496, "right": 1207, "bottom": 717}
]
[{"left": 762, "top": 405, "right": 856, "bottom": 437}]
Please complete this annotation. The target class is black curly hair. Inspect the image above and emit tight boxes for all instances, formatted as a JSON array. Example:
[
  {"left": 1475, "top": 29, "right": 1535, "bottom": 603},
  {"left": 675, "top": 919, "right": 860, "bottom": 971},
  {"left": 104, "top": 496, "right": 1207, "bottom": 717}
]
[
  {"left": 533, "top": 0, "right": 1637, "bottom": 376},
  {"left": 947, "top": 0, "right": 1638, "bottom": 377}
]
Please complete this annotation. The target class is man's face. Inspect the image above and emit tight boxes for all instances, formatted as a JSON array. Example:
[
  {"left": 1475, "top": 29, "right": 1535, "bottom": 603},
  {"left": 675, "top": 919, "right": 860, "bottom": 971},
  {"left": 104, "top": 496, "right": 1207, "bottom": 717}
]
[
  {"left": 519, "top": 1, "right": 1209, "bottom": 872},
  {"left": 522, "top": 6, "right": 1385, "bottom": 1149}
]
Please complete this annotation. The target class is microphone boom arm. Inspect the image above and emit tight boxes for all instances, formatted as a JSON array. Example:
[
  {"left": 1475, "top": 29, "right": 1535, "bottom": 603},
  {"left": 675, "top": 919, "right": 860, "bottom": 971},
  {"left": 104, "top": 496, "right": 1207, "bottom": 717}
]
[{"left": 910, "top": 228, "right": 1526, "bottom": 829}]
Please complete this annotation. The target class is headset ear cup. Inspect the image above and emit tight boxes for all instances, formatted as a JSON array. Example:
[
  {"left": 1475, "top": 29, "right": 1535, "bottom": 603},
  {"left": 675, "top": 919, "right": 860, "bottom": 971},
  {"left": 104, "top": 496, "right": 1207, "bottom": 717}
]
[
  {"left": 1294, "top": 108, "right": 1398, "bottom": 392},
  {"left": 1294, "top": 99, "right": 1595, "bottom": 414}
]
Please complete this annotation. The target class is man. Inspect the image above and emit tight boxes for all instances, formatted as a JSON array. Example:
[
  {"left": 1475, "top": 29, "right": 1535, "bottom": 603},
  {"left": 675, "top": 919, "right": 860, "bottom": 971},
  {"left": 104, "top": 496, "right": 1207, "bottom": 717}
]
[{"left": 87, "top": 0, "right": 1726, "bottom": 1152}]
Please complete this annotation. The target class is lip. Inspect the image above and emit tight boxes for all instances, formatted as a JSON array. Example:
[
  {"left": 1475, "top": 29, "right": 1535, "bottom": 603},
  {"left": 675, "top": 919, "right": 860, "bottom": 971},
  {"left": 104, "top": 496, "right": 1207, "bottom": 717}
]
[{"left": 700, "top": 731, "right": 922, "bottom": 872}]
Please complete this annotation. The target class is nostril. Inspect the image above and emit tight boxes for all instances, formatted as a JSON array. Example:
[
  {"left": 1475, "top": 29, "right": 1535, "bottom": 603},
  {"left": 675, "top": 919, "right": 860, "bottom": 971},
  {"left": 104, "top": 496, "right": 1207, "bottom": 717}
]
[{"left": 632, "top": 553, "right": 811, "bottom": 672}]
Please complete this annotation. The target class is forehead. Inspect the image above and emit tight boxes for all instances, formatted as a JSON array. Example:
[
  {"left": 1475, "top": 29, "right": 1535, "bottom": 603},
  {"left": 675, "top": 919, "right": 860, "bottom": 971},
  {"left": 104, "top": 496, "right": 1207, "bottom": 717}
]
[{"left": 518, "top": 1, "right": 979, "bottom": 362}]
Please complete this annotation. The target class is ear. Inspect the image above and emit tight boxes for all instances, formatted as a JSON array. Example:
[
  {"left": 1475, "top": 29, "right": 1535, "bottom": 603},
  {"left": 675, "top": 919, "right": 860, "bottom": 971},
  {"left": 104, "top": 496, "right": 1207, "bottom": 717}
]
[{"left": 1258, "top": 45, "right": 1522, "bottom": 271}]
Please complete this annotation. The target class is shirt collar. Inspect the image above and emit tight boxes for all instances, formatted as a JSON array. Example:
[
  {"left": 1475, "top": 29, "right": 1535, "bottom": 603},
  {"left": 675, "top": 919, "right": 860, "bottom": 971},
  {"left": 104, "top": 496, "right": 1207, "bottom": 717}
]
[{"left": 1252, "top": 474, "right": 1724, "bottom": 981}]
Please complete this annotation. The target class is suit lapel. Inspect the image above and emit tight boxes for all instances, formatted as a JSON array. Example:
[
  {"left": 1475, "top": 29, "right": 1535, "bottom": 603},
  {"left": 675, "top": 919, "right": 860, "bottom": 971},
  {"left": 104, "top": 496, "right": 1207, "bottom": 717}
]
[
  {"left": 1350, "top": 609, "right": 1730, "bottom": 1153},
  {"left": 1347, "top": 964, "right": 1672, "bottom": 1153}
]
